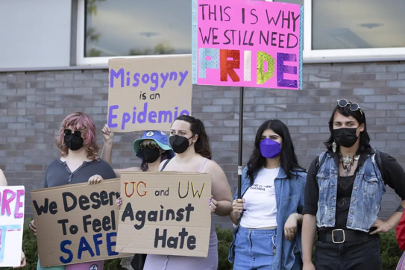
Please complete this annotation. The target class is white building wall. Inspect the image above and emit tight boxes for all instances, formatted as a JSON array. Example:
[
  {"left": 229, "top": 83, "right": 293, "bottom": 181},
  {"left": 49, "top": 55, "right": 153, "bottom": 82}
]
[{"left": 0, "top": 0, "right": 71, "bottom": 69}]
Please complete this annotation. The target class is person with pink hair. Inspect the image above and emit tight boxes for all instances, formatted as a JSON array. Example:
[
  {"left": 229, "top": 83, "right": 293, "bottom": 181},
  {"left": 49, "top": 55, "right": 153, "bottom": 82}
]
[{"left": 29, "top": 112, "right": 116, "bottom": 270}]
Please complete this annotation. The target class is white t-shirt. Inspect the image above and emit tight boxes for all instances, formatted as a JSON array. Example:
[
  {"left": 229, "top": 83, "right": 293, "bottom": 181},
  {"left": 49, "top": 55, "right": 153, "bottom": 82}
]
[{"left": 240, "top": 167, "right": 279, "bottom": 228}]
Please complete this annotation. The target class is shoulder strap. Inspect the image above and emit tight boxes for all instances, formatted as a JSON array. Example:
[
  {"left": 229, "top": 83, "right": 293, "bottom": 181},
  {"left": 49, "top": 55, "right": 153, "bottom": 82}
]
[
  {"left": 316, "top": 152, "right": 328, "bottom": 173},
  {"left": 198, "top": 158, "right": 209, "bottom": 173},
  {"left": 160, "top": 159, "right": 171, "bottom": 172},
  {"left": 374, "top": 149, "right": 386, "bottom": 181}
]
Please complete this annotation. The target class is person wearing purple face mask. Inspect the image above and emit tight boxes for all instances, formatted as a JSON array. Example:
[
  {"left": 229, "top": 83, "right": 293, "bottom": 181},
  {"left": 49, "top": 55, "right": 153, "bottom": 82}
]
[{"left": 228, "top": 119, "right": 306, "bottom": 270}]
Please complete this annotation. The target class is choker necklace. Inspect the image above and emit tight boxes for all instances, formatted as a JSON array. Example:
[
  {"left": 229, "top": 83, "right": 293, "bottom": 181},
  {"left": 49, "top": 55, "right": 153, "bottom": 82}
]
[{"left": 339, "top": 153, "right": 360, "bottom": 175}]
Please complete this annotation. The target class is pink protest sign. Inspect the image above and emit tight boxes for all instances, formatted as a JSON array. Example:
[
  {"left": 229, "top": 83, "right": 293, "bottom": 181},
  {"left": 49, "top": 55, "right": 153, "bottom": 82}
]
[
  {"left": 192, "top": 0, "right": 303, "bottom": 90},
  {"left": 0, "top": 186, "right": 25, "bottom": 267}
]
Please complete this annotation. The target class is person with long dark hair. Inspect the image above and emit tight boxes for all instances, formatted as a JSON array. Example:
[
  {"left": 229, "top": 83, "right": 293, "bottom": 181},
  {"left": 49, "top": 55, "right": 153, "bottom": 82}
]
[
  {"left": 228, "top": 119, "right": 306, "bottom": 270},
  {"left": 302, "top": 99, "right": 405, "bottom": 270},
  {"left": 142, "top": 115, "right": 233, "bottom": 270}
]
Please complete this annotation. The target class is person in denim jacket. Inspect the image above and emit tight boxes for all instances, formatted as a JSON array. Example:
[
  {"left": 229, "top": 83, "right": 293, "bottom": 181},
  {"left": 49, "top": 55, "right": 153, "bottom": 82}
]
[
  {"left": 228, "top": 119, "right": 306, "bottom": 270},
  {"left": 302, "top": 99, "right": 405, "bottom": 270}
]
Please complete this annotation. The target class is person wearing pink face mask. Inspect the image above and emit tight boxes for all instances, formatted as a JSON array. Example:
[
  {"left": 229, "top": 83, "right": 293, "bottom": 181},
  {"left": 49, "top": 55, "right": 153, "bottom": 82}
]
[{"left": 228, "top": 119, "right": 306, "bottom": 270}]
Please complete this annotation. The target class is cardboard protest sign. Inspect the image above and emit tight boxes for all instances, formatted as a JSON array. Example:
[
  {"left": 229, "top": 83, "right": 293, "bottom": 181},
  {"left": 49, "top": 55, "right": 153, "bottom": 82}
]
[
  {"left": 192, "top": 0, "right": 303, "bottom": 90},
  {"left": 0, "top": 186, "right": 25, "bottom": 267},
  {"left": 31, "top": 180, "right": 128, "bottom": 267},
  {"left": 108, "top": 56, "right": 193, "bottom": 132},
  {"left": 116, "top": 172, "right": 212, "bottom": 257}
]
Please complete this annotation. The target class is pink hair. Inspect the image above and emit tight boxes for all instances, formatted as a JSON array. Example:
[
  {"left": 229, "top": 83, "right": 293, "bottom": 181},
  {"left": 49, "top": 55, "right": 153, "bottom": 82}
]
[{"left": 56, "top": 112, "right": 99, "bottom": 160}]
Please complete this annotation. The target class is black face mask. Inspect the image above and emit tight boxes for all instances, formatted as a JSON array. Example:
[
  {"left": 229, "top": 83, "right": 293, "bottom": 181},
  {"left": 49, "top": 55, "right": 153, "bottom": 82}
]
[
  {"left": 140, "top": 147, "right": 161, "bottom": 163},
  {"left": 333, "top": 128, "right": 358, "bottom": 148},
  {"left": 64, "top": 133, "right": 84, "bottom": 151},
  {"left": 169, "top": 135, "right": 193, "bottom": 154}
]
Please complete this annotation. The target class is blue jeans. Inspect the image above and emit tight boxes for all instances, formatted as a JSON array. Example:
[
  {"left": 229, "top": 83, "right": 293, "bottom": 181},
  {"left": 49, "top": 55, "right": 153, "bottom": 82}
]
[{"left": 234, "top": 226, "right": 277, "bottom": 270}]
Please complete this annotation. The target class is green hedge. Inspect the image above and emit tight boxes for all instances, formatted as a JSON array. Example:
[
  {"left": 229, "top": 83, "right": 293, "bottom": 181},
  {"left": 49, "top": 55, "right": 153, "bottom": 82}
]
[{"left": 5, "top": 222, "right": 403, "bottom": 270}]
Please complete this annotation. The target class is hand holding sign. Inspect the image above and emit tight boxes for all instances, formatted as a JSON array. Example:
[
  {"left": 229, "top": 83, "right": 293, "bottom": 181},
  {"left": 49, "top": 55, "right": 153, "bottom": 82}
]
[
  {"left": 101, "top": 124, "right": 114, "bottom": 144},
  {"left": 209, "top": 195, "right": 218, "bottom": 213},
  {"left": 29, "top": 219, "right": 36, "bottom": 235},
  {"left": 13, "top": 251, "right": 26, "bottom": 269},
  {"left": 31, "top": 180, "right": 127, "bottom": 267}
]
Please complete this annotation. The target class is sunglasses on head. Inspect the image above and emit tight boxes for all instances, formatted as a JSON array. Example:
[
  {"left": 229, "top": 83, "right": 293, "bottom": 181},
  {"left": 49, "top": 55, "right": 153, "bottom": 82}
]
[
  {"left": 64, "top": 129, "right": 81, "bottom": 137},
  {"left": 337, "top": 99, "right": 363, "bottom": 114},
  {"left": 139, "top": 140, "right": 158, "bottom": 149}
]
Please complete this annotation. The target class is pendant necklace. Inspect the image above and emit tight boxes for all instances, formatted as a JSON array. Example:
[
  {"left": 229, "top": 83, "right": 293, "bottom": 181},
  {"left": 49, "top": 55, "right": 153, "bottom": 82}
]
[{"left": 339, "top": 153, "right": 360, "bottom": 176}]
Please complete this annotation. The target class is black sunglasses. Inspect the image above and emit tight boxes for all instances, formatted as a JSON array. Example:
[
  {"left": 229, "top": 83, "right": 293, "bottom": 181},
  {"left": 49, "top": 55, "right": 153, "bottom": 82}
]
[
  {"left": 139, "top": 140, "right": 158, "bottom": 149},
  {"left": 64, "top": 129, "right": 81, "bottom": 137},
  {"left": 337, "top": 99, "right": 363, "bottom": 114}
]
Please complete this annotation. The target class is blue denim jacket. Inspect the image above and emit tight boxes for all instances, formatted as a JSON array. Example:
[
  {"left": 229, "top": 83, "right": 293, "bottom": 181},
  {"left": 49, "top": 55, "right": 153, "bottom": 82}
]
[
  {"left": 228, "top": 167, "right": 306, "bottom": 270},
  {"left": 316, "top": 151, "right": 386, "bottom": 232}
]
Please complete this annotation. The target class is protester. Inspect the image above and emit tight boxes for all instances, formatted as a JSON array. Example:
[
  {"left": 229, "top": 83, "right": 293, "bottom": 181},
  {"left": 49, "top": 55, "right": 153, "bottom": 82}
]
[
  {"left": 0, "top": 169, "right": 26, "bottom": 268},
  {"left": 28, "top": 112, "right": 116, "bottom": 270},
  {"left": 100, "top": 125, "right": 174, "bottom": 177},
  {"left": 302, "top": 99, "right": 405, "bottom": 270},
  {"left": 139, "top": 114, "right": 232, "bottom": 270},
  {"left": 228, "top": 119, "right": 306, "bottom": 270},
  {"left": 100, "top": 125, "right": 174, "bottom": 270}
]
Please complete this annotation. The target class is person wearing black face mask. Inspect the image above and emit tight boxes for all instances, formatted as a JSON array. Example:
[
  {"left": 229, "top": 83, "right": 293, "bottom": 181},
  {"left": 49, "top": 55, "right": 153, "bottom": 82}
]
[
  {"left": 64, "top": 129, "right": 84, "bottom": 151},
  {"left": 29, "top": 112, "right": 116, "bottom": 270},
  {"left": 139, "top": 142, "right": 162, "bottom": 163},
  {"left": 98, "top": 127, "right": 174, "bottom": 270},
  {"left": 169, "top": 134, "right": 195, "bottom": 154},
  {"left": 99, "top": 127, "right": 174, "bottom": 178},
  {"left": 302, "top": 99, "right": 405, "bottom": 270},
  {"left": 143, "top": 115, "right": 232, "bottom": 270}
]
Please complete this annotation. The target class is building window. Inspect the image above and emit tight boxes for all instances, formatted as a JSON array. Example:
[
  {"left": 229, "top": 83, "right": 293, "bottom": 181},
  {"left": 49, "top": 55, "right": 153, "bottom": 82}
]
[
  {"left": 275, "top": 0, "right": 303, "bottom": 4},
  {"left": 312, "top": 0, "right": 405, "bottom": 50},
  {"left": 84, "top": 0, "right": 191, "bottom": 57},
  {"left": 77, "top": 0, "right": 405, "bottom": 65}
]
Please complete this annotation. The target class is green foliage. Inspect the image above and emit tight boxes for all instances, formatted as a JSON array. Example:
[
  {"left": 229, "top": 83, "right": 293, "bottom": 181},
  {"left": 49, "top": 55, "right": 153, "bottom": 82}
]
[
  {"left": 103, "top": 257, "right": 123, "bottom": 270},
  {"left": 216, "top": 227, "right": 234, "bottom": 270},
  {"left": 21, "top": 221, "right": 39, "bottom": 270},
  {"left": 380, "top": 231, "right": 403, "bottom": 270},
  {"left": 6, "top": 223, "right": 403, "bottom": 270}
]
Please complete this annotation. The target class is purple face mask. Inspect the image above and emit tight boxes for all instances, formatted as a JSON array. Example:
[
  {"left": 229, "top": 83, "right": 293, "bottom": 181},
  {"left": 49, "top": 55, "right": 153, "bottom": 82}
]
[{"left": 260, "top": 138, "right": 281, "bottom": 159}]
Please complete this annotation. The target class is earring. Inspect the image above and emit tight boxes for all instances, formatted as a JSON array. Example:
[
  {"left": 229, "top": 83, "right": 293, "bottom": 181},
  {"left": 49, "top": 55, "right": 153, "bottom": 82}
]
[{"left": 332, "top": 141, "right": 337, "bottom": 153}]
